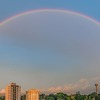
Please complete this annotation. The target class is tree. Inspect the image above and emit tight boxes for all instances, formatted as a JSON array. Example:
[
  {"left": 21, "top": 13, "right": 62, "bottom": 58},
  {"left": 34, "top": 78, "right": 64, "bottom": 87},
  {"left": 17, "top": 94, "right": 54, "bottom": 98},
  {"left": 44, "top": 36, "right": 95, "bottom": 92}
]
[
  {"left": 21, "top": 95, "right": 26, "bottom": 100},
  {"left": 40, "top": 94, "right": 46, "bottom": 100},
  {"left": 0, "top": 96, "right": 5, "bottom": 100},
  {"left": 56, "top": 92, "right": 68, "bottom": 100},
  {"left": 45, "top": 94, "right": 56, "bottom": 100}
]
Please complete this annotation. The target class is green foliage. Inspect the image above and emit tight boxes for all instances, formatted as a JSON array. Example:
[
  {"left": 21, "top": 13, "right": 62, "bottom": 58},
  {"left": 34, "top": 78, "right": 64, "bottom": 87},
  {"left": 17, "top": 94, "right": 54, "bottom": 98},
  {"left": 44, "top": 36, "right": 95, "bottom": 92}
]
[
  {"left": 75, "top": 94, "right": 86, "bottom": 100},
  {"left": 46, "top": 96, "right": 55, "bottom": 100},
  {"left": 56, "top": 92, "right": 68, "bottom": 100},
  {"left": 40, "top": 94, "right": 46, "bottom": 100},
  {"left": 0, "top": 96, "right": 5, "bottom": 100},
  {"left": 40, "top": 92, "right": 100, "bottom": 100},
  {"left": 21, "top": 95, "right": 26, "bottom": 100},
  {"left": 45, "top": 94, "right": 56, "bottom": 100}
]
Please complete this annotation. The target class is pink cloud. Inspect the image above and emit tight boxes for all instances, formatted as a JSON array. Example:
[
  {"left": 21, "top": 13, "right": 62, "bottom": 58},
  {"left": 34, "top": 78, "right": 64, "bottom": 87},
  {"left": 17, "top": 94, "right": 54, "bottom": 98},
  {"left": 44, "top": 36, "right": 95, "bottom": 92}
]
[
  {"left": 1, "top": 77, "right": 100, "bottom": 95},
  {"left": 39, "top": 77, "right": 100, "bottom": 94},
  {"left": 0, "top": 89, "right": 26, "bottom": 96},
  {"left": 0, "top": 89, "right": 5, "bottom": 96}
]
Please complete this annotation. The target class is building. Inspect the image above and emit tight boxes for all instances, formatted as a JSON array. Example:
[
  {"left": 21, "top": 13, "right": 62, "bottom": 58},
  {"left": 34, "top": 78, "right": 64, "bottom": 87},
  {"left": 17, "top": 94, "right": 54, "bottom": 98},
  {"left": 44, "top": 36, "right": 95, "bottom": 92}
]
[
  {"left": 26, "top": 89, "right": 39, "bottom": 100},
  {"left": 6, "top": 82, "right": 21, "bottom": 100}
]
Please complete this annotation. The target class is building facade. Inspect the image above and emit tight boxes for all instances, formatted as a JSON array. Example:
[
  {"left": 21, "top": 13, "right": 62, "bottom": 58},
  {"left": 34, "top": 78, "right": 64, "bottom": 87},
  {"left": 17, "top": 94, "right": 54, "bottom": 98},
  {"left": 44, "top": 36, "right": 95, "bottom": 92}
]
[
  {"left": 6, "top": 83, "right": 21, "bottom": 100},
  {"left": 26, "top": 89, "right": 39, "bottom": 100}
]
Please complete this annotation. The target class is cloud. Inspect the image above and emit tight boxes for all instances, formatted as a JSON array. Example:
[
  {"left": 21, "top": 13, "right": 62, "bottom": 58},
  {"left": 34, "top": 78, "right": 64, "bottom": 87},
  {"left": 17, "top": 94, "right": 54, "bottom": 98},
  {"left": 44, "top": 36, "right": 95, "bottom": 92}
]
[
  {"left": 0, "top": 77, "right": 100, "bottom": 95},
  {"left": 39, "top": 77, "right": 100, "bottom": 94},
  {"left": 0, "top": 89, "right": 5, "bottom": 96},
  {"left": 0, "top": 89, "right": 26, "bottom": 96}
]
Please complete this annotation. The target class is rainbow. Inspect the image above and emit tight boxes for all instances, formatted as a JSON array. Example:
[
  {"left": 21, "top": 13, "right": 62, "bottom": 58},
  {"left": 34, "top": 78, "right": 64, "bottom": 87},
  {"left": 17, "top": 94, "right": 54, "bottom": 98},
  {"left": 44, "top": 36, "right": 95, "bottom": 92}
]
[{"left": 0, "top": 9, "right": 100, "bottom": 26}]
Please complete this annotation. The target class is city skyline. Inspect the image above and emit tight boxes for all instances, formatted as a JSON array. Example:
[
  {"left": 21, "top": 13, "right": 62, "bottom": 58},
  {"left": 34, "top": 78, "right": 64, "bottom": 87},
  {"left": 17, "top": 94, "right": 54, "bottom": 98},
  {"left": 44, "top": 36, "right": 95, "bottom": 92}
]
[
  {"left": 0, "top": 82, "right": 99, "bottom": 95},
  {"left": 0, "top": 1, "right": 100, "bottom": 94},
  {"left": 0, "top": 82, "right": 99, "bottom": 100},
  {"left": 0, "top": 82, "right": 100, "bottom": 100}
]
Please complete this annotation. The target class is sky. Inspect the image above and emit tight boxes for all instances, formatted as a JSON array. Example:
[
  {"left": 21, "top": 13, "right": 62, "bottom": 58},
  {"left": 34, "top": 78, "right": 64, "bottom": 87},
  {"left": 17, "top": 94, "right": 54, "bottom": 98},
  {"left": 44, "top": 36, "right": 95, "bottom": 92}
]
[{"left": 0, "top": 0, "right": 100, "bottom": 94}]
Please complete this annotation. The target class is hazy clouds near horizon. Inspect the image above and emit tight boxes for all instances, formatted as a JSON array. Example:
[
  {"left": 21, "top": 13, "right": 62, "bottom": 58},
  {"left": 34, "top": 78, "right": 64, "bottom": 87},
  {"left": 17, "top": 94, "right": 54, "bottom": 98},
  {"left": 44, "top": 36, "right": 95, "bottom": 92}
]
[{"left": 0, "top": 10, "right": 100, "bottom": 94}]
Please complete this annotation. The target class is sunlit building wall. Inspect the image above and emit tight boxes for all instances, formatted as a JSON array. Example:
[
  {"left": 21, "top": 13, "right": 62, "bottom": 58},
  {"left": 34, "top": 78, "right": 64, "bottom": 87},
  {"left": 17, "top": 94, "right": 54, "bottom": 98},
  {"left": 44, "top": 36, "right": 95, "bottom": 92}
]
[
  {"left": 6, "top": 83, "right": 21, "bottom": 100},
  {"left": 26, "top": 89, "right": 39, "bottom": 100}
]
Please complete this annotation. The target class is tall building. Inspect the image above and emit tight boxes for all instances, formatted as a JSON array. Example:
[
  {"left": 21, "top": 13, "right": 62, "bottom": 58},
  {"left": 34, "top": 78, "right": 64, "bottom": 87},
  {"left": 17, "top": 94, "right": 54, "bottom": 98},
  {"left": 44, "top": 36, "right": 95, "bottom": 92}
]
[
  {"left": 95, "top": 83, "right": 98, "bottom": 95},
  {"left": 6, "top": 82, "right": 21, "bottom": 100},
  {"left": 26, "top": 89, "right": 39, "bottom": 100}
]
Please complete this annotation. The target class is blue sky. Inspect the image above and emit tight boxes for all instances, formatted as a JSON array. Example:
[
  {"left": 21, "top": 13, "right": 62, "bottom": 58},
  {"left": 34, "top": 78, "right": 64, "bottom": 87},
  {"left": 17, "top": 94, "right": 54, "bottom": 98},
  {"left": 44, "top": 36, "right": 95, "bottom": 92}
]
[
  {"left": 0, "top": 0, "right": 100, "bottom": 94},
  {"left": 0, "top": 0, "right": 100, "bottom": 21}
]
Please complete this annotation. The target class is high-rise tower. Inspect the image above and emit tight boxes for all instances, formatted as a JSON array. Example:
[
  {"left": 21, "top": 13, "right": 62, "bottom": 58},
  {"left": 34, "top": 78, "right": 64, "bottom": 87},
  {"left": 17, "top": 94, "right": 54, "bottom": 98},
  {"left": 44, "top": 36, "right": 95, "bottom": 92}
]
[
  {"left": 6, "top": 82, "right": 21, "bottom": 100},
  {"left": 95, "top": 83, "right": 98, "bottom": 95},
  {"left": 26, "top": 89, "right": 39, "bottom": 100}
]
